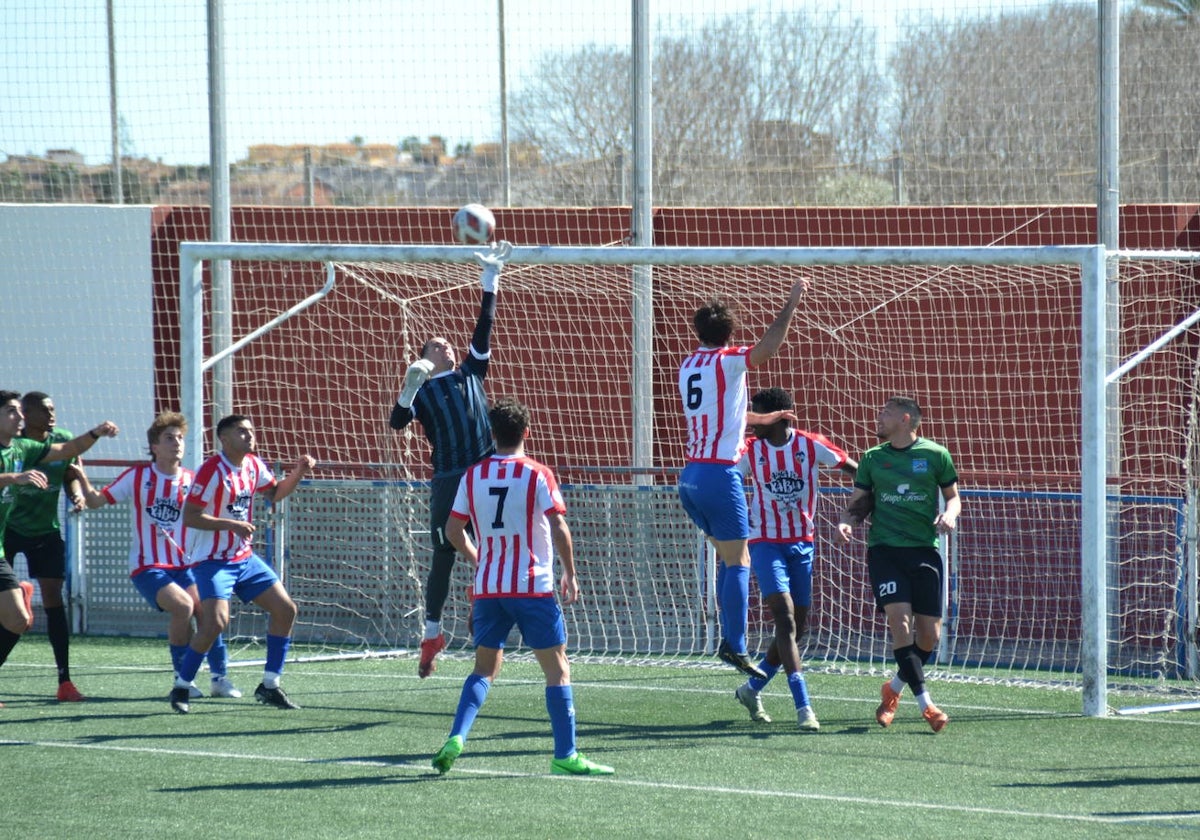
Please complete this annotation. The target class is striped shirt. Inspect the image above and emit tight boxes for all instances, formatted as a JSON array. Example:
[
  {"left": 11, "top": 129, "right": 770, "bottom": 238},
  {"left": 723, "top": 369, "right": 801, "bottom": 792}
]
[
  {"left": 678, "top": 345, "right": 753, "bottom": 464},
  {"left": 185, "top": 452, "right": 276, "bottom": 563},
  {"left": 450, "top": 454, "right": 565, "bottom": 598},
  {"left": 101, "top": 463, "right": 195, "bottom": 575},
  {"left": 741, "top": 430, "right": 848, "bottom": 543}
]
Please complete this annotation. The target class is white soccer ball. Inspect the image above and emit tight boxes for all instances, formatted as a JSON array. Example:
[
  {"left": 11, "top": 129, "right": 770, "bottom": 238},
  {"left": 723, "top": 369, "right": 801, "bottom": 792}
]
[{"left": 452, "top": 203, "right": 496, "bottom": 245}]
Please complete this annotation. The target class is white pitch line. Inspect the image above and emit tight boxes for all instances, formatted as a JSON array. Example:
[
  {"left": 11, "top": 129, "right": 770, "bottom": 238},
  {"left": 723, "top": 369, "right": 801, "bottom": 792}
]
[{"left": 2, "top": 737, "right": 1197, "bottom": 826}]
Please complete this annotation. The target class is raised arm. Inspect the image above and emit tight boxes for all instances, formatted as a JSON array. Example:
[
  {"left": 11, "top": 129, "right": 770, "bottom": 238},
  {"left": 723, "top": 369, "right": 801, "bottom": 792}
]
[
  {"left": 41, "top": 421, "right": 120, "bottom": 463},
  {"left": 261, "top": 455, "right": 316, "bottom": 505},
  {"left": 747, "top": 278, "right": 809, "bottom": 368}
]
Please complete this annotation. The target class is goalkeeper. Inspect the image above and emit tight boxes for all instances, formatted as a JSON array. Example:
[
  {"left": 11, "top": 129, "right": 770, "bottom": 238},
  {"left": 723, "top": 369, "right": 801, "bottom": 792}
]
[{"left": 389, "top": 241, "right": 511, "bottom": 679}]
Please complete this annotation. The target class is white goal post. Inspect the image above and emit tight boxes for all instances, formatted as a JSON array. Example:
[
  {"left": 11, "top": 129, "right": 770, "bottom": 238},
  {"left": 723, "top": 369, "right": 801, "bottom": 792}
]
[{"left": 180, "top": 242, "right": 1113, "bottom": 714}]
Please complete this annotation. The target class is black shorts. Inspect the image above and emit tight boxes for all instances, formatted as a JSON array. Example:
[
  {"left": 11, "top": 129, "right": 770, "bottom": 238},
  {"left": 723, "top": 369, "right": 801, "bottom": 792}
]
[
  {"left": 866, "top": 544, "right": 944, "bottom": 617},
  {"left": 429, "top": 472, "right": 467, "bottom": 554},
  {"left": 3, "top": 530, "right": 67, "bottom": 579}
]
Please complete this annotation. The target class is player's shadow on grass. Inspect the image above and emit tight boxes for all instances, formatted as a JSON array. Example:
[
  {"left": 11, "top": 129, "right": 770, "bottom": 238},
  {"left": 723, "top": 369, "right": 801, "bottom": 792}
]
[
  {"left": 1004, "top": 773, "right": 1200, "bottom": 789},
  {"left": 70, "top": 719, "right": 390, "bottom": 746},
  {"left": 157, "top": 773, "right": 432, "bottom": 794}
]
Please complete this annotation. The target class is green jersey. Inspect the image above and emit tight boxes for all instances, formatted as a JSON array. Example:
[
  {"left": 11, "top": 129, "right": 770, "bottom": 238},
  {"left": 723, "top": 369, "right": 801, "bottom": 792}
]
[
  {"left": 0, "top": 435, "right": 56, "bottom": 557},
  {"left": 855, "top": 437, "right": 958, "bottom": 549},
  {"left": 7, "top": 428, "right": 75, "bottom": 536}
]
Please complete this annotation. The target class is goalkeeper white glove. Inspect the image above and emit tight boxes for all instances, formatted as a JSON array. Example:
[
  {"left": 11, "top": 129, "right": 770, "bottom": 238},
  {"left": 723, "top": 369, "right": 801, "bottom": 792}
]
[
  {"left": 397, "top": 359, "right": 435, "bottom": 408},
  {"left": 476, "top": 240, "right": 513, "bottom": 294}
]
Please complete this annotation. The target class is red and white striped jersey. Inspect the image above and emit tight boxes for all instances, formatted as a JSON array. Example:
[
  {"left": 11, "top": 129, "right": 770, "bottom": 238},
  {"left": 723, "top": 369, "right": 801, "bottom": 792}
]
[
  {"left": 185, "top": 452, "right": 276, "bottom": 563},
  {"left": 741, "top": 430, "right": 848, "bottom": 543},
  {"left": 678, "top": 345, "right": 753, "bottom": 464},
  {"left": 449, "top": 454, "right": 565, "bottom": 598},
  {"left": 101, "top": 463, "right": 195, "bottom": 575}
]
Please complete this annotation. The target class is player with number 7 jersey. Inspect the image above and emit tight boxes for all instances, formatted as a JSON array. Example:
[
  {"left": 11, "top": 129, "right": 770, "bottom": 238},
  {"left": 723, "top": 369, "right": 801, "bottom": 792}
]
[{"left": 450, "top": 452, "right": 564, "bottom": 599}]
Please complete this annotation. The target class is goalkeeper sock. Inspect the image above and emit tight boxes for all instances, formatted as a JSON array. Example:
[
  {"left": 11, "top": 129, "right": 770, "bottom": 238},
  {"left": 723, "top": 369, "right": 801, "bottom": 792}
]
[
  {"left": 546, "top": 684, "right": 577, "bottom": 760},
  {"left": 450, "top": 674, "right": 491, "bottom": 741},
  {"left": 424, "top": 620, "right": 442, "bottom": 640}
]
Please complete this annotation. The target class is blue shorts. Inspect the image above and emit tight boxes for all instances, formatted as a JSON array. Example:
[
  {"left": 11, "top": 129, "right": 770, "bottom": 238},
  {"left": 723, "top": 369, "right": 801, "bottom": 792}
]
[
  {"left": 749, "top": 541, "right": 814, "bottom": 604},
  {"left": 192, "top": 554, "right": 280, "bottom": 603},
  {"left": 473, "top": 596, "right": 566, "bottom": 651},
  {"left": 131, "top": 566, "right": 197, "bottom": 611},
  {"left": 678, "top": 462, "right": 749, "bottom": 541}
]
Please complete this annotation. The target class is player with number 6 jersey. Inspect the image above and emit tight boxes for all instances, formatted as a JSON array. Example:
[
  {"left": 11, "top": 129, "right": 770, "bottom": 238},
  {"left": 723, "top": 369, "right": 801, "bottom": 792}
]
[{"left": 676, "top": 279, "right": 809, "bottom": 681}]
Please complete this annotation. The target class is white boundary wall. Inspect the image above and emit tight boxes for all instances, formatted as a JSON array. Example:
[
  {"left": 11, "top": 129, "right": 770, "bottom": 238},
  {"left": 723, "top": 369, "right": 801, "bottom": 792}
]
[{"left": 0, "top": 204, "right": 154, "bottom": 462}]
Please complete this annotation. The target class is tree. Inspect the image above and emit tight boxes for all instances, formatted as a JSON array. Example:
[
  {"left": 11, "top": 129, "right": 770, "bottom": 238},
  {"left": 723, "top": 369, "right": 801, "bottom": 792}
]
[
  {"left": 890, "top": 5, "right": 1200, "bottom": 204},
  {"left": 1141, "top": 0, "right": 1200, "bottom": 21},
  {"left": 510, "top": 9, "right": 886, "bottom": 206}
]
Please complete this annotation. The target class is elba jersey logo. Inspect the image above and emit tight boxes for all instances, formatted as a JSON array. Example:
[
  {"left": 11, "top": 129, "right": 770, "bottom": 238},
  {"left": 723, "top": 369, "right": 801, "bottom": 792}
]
[{"left": 912, "top": 459, "right": 929, "bottom": 473}]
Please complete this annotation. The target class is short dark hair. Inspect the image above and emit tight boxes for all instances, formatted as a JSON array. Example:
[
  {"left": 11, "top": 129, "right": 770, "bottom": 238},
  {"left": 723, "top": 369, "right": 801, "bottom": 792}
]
[
  {"left": 0, "top": 390, "right": 19, "bottom": 406},
  {"left": 693, "top": 298, "right": 736, "bottom": 346},
  {"left": 751, "top": 387, "right": 794, "bottom": 414},
  {"left": 20, "top": 391, "right": 50, "bottom": 410},
  {"left": 216, "top": 414, "right": 249, "bottom": 438},
  {"left": 489, "top": 397, "right": 529, "bottom": 448},
  {"left": 886, "top": 396, "right": 923, "bottom": 426},
  {"left": 147, "top": 411, "right": 188, "bottom": 451}
]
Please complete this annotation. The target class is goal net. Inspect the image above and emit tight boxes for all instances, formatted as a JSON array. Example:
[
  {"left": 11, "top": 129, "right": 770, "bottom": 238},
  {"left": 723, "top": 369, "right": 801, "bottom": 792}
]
[{"left": 61, "top": 236, "right": 1198, "bottom": 714}]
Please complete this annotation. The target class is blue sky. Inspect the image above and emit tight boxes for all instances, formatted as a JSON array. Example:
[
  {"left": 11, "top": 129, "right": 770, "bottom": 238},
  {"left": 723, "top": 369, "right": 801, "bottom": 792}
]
[{"left": 2, "top": 0, "right": 1073, "bottom": 166}]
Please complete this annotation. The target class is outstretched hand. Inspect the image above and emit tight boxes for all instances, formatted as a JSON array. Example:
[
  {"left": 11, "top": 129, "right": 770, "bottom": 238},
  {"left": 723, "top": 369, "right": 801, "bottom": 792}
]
[
  {"left": 476, "top": 240, "right": 513, "bottom": 293},
  {"left": 475, "top": 239, "right": 513, "bottom": 269}
]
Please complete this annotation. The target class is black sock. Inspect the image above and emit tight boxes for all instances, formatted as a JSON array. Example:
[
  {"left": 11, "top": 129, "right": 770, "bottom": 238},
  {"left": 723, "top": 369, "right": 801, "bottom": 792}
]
[
  {"left": 894, "top": 644, "right": 927, "bottom": 696},
  {"left": 46, "top": 605, "right": 71, "bottom": 683},
  {"left": 0, "top": 625, "right": 21, "bottom": 667}
]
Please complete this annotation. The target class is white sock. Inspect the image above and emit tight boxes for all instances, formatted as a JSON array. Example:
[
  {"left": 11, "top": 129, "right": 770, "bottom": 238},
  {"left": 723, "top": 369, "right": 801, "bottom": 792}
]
[
  {"left": 424, "top": 620, "right": 442, "bottom": 640},
  {"left": 262, "top": 671, "right": 282, "bottom": 689},
  {"left": 890, "top": 675, "right": 905, "bottom": 694},
  {"left": 915, "top": 690, "right": 933, "bottom": 711}
]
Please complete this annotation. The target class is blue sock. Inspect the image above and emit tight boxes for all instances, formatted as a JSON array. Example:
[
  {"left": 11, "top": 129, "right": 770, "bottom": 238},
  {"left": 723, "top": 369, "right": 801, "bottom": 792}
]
[
  {"left": 265, "top": 633, "right": 291, "bottom": 676},
  {"left": 177, "top": 645, "right": 205, "bottom": 683},
  {"left": 450, "top": 674, "right": 491, "bottom": 741},
  {"left": 207, "top": 633, "right": 228, "bottom": 677},
  {"left": 748, "top": 660, "right": 779, "bottom": 693},
  {"left": 721, "top": 566, "right": 750, "bottom": 652},
  {"left": 787, "top": 671, "right": 811, "bottom": 710},
  {"left": 546, "top": 684, "right": 577, "bottom": 760},
  {"left": 169, "top": 643, "right": 187, "bottom": 675}
]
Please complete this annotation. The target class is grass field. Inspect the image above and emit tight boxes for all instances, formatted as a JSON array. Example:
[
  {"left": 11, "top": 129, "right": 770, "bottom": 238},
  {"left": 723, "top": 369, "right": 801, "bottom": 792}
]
[{"left": 2, "top": 636, "right": 1198, "bottom": 839}]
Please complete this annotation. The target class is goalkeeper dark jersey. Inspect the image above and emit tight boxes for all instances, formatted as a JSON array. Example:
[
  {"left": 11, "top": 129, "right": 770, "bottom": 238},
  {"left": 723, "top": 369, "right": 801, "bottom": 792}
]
[
  {"left": 390, "top": 293, "right": 497, "bottom": 477},
  {"left": 400, "top": 355, "right": 495, "bottom": 477}
]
